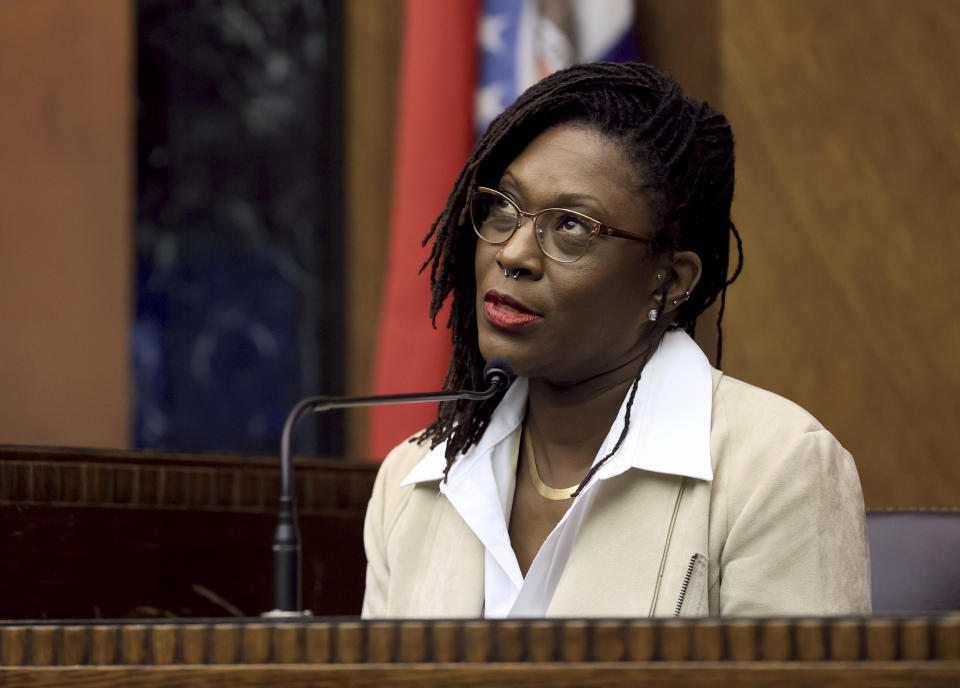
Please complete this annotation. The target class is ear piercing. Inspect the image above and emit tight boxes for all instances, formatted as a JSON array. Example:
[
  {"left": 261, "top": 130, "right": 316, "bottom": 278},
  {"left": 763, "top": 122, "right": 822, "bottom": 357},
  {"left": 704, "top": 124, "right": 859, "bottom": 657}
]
[
  {"left": 648, "top": 309, "right": 659, "bottom": 322},
  {"left": 672, "top": 290, "right": 692, "bottom": 306}
]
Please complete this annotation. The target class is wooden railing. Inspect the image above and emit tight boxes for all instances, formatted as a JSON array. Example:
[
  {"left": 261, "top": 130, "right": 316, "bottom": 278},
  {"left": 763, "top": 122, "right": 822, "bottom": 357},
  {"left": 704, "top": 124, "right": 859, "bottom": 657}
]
[{"left": 0, "top": 616, "right": 958, "bottom": 686}]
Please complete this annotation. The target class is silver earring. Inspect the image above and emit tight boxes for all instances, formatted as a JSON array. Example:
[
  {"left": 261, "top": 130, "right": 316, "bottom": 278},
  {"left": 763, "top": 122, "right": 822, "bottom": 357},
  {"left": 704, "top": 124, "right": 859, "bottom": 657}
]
[
  {"left": 648, "top": 309, "right": 659, "bottom": 322},
  {"left": 656, "top": 273, "right": 662, "bottom": 282},
  {"left": 685, "top": 290, "right": 691, "bottom": 300},
  {"left": 672, "top": 298, "right": 679, "bottom": 306},
  {"left": 512, "top": 269, "right": 520, "bottom": 280},
  {"left": 503, "top": 267, "right": 509, "bottom": 277}
]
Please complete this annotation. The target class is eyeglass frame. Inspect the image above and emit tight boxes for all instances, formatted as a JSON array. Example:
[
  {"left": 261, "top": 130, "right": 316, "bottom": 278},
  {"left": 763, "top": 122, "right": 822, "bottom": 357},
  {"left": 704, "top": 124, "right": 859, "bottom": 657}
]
[{"left": 470, "top": 186, "right": 652, "bottom": 263}]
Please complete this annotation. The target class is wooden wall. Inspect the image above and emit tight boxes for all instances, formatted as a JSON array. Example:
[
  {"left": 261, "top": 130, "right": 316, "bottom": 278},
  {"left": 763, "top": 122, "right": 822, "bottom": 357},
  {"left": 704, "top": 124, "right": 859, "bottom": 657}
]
[
  {"left": 344, "top": 0, "right": 403, "bottom": 458},
  {"left": 0, "top": 1, "right": 132, "bottom": 448},
  {"left": 712, "top": 0, "right": 960, "bottom": 508}
]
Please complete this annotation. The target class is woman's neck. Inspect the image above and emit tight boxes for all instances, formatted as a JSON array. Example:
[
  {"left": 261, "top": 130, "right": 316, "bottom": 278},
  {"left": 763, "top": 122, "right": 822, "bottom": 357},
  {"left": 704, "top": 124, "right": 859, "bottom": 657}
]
[{"left": 524, "top": 351, "right": 648, "bottom": 482}]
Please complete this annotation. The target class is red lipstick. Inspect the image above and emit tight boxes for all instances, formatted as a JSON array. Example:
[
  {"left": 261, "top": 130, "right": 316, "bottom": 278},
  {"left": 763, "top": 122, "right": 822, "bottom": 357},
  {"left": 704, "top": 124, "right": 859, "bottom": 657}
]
[{"left": 483, "top": 290, "right": 542, "bottom": 329}]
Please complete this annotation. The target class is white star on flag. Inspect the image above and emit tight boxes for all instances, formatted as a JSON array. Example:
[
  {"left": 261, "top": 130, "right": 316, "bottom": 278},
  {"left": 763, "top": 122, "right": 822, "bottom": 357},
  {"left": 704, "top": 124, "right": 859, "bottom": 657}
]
[
  {"left": 475, "top": 81, "right": 507, "bottom": 131},
  {"left": 480, "top": 13, "right": 509, "bottom": 54}
]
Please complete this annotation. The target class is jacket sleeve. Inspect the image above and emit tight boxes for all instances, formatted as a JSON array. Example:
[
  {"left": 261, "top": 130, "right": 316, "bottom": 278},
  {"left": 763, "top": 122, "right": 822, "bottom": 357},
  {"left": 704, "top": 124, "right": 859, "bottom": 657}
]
[
  {"left": 361, "top": 437, "right": 430, "bottom": 618},
  {"left": 361, "top": 452, "right": 391, "bottom": 618},
  {"left": 714, "top": 416, "right": 872, "bottom": 615}
]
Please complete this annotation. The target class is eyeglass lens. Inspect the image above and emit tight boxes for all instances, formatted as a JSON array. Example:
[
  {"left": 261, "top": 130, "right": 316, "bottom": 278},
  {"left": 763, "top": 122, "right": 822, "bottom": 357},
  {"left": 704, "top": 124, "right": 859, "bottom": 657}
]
[{"left": 470, "top": 190, "right": 593, "bottom": 262}]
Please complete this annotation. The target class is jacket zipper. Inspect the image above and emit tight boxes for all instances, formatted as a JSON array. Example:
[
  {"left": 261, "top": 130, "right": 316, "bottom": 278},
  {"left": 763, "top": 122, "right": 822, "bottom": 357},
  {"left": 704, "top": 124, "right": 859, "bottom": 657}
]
[
  {"left": 673, "top": 553, "right": 700, "bottom": 617},
  {"left": 648, "top": 478, "right": 687, "bottom": 616}
]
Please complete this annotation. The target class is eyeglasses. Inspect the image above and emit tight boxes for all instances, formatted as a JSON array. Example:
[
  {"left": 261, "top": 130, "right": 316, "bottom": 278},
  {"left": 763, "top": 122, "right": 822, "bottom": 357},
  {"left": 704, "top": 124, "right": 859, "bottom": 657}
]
[{"left": 470, "top": 186, "right": 651, "bottom": 263}]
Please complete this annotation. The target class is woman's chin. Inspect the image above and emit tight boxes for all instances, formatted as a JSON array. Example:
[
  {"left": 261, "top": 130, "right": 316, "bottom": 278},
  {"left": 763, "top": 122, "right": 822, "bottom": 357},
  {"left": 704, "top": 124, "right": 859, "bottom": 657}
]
[{"left": 478, "top": 338, "right": 536, "bottom": 379}]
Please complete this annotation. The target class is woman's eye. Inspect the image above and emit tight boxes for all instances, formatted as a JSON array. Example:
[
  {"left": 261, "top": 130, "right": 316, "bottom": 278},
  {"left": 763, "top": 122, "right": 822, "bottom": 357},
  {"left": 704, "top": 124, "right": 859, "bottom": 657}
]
[
  {"left": 490, "top": 198, "right": 515, "bottom": 219},
  {"left": 553, "top": 213, "right": 590, "bottom": 237}
]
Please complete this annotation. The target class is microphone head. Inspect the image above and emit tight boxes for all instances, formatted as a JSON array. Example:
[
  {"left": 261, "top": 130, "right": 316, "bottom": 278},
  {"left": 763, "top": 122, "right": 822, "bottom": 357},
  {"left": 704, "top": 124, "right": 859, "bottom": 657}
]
[{"left": 482, "top": 357, "right": 516, "bottom": 391}]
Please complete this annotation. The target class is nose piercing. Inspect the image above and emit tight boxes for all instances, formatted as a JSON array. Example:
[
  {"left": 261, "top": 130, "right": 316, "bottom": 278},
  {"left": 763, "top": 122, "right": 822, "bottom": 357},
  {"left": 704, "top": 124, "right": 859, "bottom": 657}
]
[
  {"left": 512, "top": 270, "right": 520, "bottom": 280},
  {"left": 503, "top": 267, "right": 509, "bottom": 277}
]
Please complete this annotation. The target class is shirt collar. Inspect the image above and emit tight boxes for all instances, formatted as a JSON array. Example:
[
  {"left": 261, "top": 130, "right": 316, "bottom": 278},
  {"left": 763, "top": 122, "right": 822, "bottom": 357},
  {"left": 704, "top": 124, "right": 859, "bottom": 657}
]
[
  {"left": 401, "top": 330, "right": 713, "bottom": 487},
  {"left": 400, "top": 377, "right": 528, "bottom": 486},
  {"left": 593, "top": 329, "right": 713, "bottom": 482}
]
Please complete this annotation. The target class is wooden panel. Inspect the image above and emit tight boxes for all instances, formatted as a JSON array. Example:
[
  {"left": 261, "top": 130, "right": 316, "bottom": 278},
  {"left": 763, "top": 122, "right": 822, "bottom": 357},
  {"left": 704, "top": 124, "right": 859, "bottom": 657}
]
[
  {"left": 716, "top": 0, "right": 960, "bottom": 508},
  {"left": 0, "top": 616, "right": 956, "bottom": 665},
  {"left": 0, "top": 0, "right": 132, "bottom": 448},
  {"left": 344, "top": 1, "right": 404, "bottom": 458},
  {"left": 634, "top": 0, "right": 720, "bottom": 106},
  {"left": 0, "top": 447, "right": 376, "bottom": 619}
]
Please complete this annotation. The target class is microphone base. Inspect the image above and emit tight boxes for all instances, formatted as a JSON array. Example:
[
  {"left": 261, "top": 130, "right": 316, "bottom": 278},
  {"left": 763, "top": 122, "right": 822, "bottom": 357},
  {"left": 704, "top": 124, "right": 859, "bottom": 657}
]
[{"left": 261, "top": 609, "right": 313, "bottom": 618}]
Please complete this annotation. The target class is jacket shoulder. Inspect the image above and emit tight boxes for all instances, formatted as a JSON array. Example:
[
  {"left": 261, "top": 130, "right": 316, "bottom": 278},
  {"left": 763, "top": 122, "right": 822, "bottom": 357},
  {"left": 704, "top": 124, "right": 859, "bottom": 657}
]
[
  {"left": 711, "top": 369, "right": 828, "bottom": 437},
  {"left": 708, "top": 368, "right": 860, "bottom": 512},
  {"left": 370, "top": 433, "right": 436, "bottom": 533},
  {"left": 380, "top": 433, "right": 434, "bottom": 479}
]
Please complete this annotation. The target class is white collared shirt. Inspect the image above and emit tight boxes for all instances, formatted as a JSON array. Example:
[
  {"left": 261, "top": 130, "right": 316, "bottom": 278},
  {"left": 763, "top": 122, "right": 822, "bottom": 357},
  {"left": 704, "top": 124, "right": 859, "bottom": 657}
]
[{"left": 400, "top": 330, "right": 714, "bottom": 618}]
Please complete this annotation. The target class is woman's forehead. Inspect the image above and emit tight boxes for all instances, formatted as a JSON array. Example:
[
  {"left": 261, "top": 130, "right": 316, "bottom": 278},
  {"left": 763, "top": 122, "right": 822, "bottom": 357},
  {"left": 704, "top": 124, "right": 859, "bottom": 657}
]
[{"left": 499, "top": 125, "right": 641, "bottom": 206}]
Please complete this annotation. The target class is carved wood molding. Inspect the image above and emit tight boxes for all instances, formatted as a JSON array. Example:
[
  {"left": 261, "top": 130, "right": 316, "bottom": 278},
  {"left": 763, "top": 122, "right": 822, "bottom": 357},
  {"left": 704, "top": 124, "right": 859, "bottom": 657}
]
[
  {"left": 0, "top": 446, "right": 377, "bottom": 515},
  {"left": 0, "top": 616, "right": 957, "bottom": 667}
]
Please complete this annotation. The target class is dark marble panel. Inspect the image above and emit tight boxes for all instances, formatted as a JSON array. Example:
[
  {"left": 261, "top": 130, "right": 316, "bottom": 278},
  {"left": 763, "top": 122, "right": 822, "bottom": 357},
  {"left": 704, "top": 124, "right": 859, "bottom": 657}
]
[{"left": 135, "top": 0, "right": 344, "bottom": 455}]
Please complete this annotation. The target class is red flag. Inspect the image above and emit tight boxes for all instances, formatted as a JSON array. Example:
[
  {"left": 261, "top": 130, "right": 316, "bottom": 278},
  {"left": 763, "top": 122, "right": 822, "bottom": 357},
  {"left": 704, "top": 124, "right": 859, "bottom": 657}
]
[{"left": 366, "top": 0, "right": 480, "bottom": 460}]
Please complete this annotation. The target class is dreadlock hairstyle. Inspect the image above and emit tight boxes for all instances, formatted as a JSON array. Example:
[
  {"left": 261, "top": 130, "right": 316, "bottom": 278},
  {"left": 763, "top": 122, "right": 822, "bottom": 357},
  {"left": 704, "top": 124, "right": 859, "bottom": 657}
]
[{"left": 415, "top": 61, "right": 744, "bottom": 481}]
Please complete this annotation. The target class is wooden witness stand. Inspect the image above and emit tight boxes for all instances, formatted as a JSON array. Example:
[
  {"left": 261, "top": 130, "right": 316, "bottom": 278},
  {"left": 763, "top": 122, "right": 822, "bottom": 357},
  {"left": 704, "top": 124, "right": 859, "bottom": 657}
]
[
  {"left": 1, "top": 447, "right": 958, "bottom": 686},
  {"left": 0, "top": 616, "right": 958, "bottom": 686}
]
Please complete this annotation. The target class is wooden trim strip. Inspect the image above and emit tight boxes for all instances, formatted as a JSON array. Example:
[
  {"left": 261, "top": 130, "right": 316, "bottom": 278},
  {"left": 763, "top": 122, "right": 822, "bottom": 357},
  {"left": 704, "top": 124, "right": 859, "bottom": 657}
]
[
  {"left": 0, "top": 616, "right": 957, "bottom": 667},
  {"left": 0, "top": 456, "right": 376, "bottom": 515},
  {"left": 1, "top": 664, "right": 959, "bottom": 688}
]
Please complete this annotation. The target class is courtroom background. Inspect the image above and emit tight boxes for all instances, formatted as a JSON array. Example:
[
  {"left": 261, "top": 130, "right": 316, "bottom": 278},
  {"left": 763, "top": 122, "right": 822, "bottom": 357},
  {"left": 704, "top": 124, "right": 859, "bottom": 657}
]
[{"left": 1, "top": 0, "right": 958, "bottom": 510}]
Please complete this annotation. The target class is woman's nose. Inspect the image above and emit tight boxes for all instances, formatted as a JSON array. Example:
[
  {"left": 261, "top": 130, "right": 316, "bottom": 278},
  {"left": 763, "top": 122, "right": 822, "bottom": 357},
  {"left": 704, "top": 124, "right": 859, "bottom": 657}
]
[{"left": 497, "top": 215, "right": 544, "bottom": 278}]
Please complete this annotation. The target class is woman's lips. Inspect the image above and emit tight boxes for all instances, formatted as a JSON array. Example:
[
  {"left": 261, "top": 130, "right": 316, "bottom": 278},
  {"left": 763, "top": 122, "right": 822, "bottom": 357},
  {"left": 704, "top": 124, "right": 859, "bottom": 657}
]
[{"left": 483, "top": 290, "right": 542, "bottom": 329}]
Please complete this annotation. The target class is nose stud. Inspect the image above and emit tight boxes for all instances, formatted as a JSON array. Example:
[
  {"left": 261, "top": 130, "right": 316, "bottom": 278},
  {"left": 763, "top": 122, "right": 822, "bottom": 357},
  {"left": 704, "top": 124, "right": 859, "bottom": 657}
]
[
  {"left": 512, "top": 270, "right": 520, "bottom": 280},
  {"left": 503, "top": 268, "right": 520, "bottom": 279}
]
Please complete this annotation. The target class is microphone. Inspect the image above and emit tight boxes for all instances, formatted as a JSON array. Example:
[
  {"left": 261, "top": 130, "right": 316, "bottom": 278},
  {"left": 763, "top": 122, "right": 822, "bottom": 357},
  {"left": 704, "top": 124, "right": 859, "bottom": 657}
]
[{"left": 266, "top": 357, "right": 516, "bottom": 616}]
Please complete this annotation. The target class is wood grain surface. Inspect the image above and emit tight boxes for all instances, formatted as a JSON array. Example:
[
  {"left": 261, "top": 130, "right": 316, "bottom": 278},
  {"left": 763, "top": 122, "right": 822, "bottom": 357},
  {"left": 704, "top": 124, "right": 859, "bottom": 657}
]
[
  {"left": 715, "top": 0, "right": 960, "bottom": 508},
  {"left": 2, "top": 663, "right": 960, "bottom": 688},
  {"left": 344, "top": 0, "right": 403, "bottom": 458},
  {"left": 0, "top": 0, "right": 132, "bottom": 449},
  {"left": 0, "top": 616, "right": 956, "bottom": 666}
]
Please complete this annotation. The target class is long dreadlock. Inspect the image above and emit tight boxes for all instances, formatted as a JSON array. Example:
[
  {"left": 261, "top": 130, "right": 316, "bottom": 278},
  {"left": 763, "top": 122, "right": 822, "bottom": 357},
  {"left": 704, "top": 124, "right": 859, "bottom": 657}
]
[{"left": 414, "top": 62, "right": 744, "bottom": 480}]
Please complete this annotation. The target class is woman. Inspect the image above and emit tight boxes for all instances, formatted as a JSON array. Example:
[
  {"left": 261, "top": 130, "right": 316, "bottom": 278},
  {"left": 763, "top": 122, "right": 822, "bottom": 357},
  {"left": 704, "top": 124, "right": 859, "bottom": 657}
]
[{"left": 362, "top": 62, "right": 870, "bottom": 618}]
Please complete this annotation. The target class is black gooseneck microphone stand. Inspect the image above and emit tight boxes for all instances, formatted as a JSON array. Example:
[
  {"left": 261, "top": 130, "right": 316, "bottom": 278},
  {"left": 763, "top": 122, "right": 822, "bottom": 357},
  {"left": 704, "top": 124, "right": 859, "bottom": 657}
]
[{"left": 265, "top": 358, "right": 516, "bottom": 616}]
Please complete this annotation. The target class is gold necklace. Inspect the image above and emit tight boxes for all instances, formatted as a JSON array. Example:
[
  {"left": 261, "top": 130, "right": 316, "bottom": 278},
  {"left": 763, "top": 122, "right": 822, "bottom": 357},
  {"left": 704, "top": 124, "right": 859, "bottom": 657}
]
[{"left": 523, "top": 425, "right": 579, "bottom": 501}]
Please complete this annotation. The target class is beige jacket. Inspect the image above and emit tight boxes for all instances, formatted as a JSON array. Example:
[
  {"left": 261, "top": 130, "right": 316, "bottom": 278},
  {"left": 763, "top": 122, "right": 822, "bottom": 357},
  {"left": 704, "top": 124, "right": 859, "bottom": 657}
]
[{"left": 362, "top": 370, "right": 871, "bottom": 618}]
